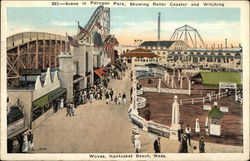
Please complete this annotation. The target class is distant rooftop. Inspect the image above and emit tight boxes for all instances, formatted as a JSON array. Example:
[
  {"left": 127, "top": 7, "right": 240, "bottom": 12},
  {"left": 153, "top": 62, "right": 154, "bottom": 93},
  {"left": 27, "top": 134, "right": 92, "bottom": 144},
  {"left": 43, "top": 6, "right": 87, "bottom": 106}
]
[
  {"left": 120, "top": 48, "right": 159, "bottom": 58},
  {"left": 139, "top": 41, "right": 175, "bottom": 48}
]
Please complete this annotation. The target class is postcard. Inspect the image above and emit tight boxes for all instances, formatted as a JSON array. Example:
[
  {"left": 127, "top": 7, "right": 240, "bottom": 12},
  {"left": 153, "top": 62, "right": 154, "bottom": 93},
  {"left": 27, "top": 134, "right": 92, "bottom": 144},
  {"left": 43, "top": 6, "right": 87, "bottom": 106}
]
[{"left": 0, "top": 0, "right": 249, "bottom": 160}]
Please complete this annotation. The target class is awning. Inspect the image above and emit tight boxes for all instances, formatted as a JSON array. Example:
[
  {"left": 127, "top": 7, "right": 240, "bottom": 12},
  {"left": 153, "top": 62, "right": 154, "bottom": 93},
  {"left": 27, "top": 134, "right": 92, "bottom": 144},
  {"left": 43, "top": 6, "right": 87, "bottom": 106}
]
[
  {"left": 33, "top": 87, "right": 66, "bottom": 107},
  {"left": 94, "top": 68, "right": 106, "bottom": 77}
]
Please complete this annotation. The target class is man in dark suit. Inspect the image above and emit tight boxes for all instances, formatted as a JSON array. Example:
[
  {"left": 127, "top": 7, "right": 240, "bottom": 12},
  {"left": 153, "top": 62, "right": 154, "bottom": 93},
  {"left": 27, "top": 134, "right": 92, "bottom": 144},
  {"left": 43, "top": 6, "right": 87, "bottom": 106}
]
[{"left": 154, "top": 136, "right": 161, "bottom": 153}]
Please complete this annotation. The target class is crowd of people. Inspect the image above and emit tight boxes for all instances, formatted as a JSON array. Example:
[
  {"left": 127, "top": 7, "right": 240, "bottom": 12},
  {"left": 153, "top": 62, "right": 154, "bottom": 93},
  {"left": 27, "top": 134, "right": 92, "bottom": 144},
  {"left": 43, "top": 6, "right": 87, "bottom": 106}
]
[
  {"left": 177, "top": 121, "right": 205, "bottom": 153},
  {"left": 15, "top": 129, "right": 34, "bottom": 153},
  {"left": 62, "top": 60, "right": 128, "bottom": 117}
]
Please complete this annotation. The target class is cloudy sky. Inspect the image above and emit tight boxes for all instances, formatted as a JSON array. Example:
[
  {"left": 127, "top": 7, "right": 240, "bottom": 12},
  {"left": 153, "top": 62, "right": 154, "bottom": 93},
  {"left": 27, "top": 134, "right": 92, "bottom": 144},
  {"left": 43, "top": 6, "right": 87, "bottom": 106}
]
[{"left": 7, "top": 7, "right": 240, "bottom": 46}]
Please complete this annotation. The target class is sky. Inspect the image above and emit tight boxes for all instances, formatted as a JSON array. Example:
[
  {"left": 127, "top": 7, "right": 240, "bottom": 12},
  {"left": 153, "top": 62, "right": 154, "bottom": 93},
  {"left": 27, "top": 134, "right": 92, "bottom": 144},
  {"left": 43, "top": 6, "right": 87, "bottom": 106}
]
[{"left": 7, "top": 7, "right": 240, "bottom": 46}]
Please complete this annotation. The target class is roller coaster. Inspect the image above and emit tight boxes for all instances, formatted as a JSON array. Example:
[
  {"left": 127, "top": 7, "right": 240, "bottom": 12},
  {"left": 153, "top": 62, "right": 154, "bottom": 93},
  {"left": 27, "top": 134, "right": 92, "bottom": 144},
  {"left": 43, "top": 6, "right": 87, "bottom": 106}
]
[{"left": 6, "top": 6, "right": 111, "bottom": 82}]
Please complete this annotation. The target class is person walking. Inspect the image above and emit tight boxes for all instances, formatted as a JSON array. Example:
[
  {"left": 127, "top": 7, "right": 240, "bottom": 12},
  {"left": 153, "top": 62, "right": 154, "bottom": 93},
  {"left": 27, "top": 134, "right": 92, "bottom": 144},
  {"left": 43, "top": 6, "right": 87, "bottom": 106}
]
[
  {"left": 90, "top": 92, "right": 94, "bottom": 104},
  {"left": 70, "top": 102, "right": 75, "bottom": 116},
  {"left": 131, "top": 126, "right": 138, "bottom": 144},
  {"left": 177, "top": 122, "right": 182, "bottom": 141},
  {"left": 205, "top": 117, "right": 209, "bottom": 135},
  {"left": 22, "top": 132, "right": 29, "bottom": 153},
  {"left": 17, "top": 134, "right": 24, "bottom": 153},
  {"left": 74, "top": 96, "right": 77, "bottom": 109},
  {"left": 195, "top": 118, "right": 200, "bottom": 136},
  {"left": 66, "top": 102, "right": 71, "bottom": 117},
  {"left": 122, "top": 93, "right": 126, "bottom": 105},
  {"left": 154, "top": 136, "right": 161, "bottom": 153},
  {"left": 118, "top": 93, "right": 122, "bottom": 105},
  {"left": 179, "top": 134, "right": 188, "bottom": 153},
  {"left": 199, "top": 136, "right": 205, "bottom": 153},
  {"left": 100, "top": 90, "right": 103, "bottom": 100},
  {"left": 105, "top": 92, "right": 109, "bottom": 104},
  {"left": 185, "top": 125, "right": 191, "bottom": 146},
  {"left": 134, "top": 131, "right": 141, "bottom": 153},
  {"left": 60, "top": 97, "right": 64, "bottom": 110},
  {"left": 114, "top": 96, "right": 118, "bottom": 104},
  {"left": 27, "top": 129, "right": 34, "bottom": 151},
  {"left": 110, "top": 89, "right": 114, "bottom": 101},
  {"left": 130, "top": 87, "right": 133, "bottom": 97}
]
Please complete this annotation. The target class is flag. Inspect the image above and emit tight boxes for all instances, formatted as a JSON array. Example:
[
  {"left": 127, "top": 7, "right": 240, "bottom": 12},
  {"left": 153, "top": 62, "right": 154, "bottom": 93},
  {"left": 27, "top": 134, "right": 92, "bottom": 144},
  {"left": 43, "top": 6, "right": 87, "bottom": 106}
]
[
  {"left": 95, "top": 21, "right": 102, "bottom": 29},
  {"left": 78, "top": 24, "right": 88, "bottom": 35},
  {"left": 67, "top": 35, "right": 79, "bottom": 47}
]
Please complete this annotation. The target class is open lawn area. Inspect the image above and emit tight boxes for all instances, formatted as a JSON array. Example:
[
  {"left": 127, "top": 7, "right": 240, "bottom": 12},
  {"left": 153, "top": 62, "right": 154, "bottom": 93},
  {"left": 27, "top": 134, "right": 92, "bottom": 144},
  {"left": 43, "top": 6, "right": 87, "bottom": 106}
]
[{"left": 200, "top": 72, "right": 242, "bottom": 85}]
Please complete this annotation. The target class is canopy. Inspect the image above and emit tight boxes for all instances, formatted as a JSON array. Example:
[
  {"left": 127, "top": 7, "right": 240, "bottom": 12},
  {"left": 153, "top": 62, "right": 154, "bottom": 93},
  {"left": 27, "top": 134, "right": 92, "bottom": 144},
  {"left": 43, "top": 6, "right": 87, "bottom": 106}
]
[
  {"left": 94, "top": 68, "right": 106, "bottom": 77},
  {"left": 33, "top": 87, "right": 66, "bottom": 107}
]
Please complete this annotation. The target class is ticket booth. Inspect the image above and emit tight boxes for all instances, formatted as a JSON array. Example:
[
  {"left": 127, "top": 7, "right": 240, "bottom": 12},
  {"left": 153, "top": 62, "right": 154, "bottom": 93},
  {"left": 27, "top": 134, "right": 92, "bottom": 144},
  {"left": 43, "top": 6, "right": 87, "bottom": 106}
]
[{"left": 207, "top": 104, "right": 224, "bottom": 136}]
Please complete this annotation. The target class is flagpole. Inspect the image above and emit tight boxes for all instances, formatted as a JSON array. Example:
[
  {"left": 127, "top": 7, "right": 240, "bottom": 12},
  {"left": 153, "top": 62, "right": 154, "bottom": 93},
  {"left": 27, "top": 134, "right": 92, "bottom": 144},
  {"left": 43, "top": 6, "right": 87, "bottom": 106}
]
[
  {"left": 77, "top": 21, "right": 80, "bottom": 34},
  {"left": 66, "top": 32, "right": 69, "bottom": 53}
]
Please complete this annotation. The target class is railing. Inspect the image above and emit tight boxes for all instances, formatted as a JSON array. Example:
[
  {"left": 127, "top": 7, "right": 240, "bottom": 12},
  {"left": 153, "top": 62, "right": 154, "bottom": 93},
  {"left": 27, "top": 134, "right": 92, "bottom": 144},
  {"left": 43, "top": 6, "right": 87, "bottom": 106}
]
[
  {"left": 129, "top": 113, "right": 171, "bottom": 138},
  {"left": 7, "top": 118, "right": 25, "bottom": 136},
  {"left": 130, "top": 114, "right": 144, "bottom": 128},
  {"left": 147, "top": 122, "right": 170, "bottom": 138},
  {"left": 137, "top": 96, "right": 146, "bottom": 108},
  {"left": 180, "top": 91, "right": 228, "bottom": 105},
  {"left": 136, "top": 89, "right": 143, "bottom": 96}
]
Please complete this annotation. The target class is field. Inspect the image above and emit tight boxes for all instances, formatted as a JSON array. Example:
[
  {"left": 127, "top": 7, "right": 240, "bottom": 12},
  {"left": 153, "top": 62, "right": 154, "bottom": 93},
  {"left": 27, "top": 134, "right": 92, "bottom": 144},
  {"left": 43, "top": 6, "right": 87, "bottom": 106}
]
[{"left": 200, "top": 72, "right": 242, "bottom": 85}]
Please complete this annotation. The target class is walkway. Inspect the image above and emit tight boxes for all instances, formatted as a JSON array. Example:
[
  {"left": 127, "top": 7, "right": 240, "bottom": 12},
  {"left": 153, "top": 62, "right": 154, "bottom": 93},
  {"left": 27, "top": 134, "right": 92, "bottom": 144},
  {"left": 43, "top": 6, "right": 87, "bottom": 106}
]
[{"left": 31, "top": 69, "right": 243, "bottom": 153}]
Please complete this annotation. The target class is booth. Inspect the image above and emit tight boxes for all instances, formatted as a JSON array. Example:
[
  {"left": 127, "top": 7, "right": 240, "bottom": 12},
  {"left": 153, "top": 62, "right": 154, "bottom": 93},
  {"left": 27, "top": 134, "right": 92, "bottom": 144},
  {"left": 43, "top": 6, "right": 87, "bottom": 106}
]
[{"left": 207, "top": 103, "right": 224, "bottom": 136}]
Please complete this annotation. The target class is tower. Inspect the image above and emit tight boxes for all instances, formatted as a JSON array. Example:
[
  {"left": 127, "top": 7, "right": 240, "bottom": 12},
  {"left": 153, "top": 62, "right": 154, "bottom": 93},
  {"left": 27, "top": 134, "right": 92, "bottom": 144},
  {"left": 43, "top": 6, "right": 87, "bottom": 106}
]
[
  {"left": 58, "top": 52, "right": 73, "bottom": 102},
  {"left": 157, "top": 12, "right": 161, "bottom": 47}
]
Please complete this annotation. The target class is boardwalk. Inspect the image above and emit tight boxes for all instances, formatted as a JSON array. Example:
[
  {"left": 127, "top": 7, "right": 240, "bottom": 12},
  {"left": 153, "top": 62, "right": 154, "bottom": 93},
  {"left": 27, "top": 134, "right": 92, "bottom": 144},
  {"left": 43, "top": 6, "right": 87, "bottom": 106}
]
[{"left": 31, "top": 69, "right": 242, "bottom": 153}]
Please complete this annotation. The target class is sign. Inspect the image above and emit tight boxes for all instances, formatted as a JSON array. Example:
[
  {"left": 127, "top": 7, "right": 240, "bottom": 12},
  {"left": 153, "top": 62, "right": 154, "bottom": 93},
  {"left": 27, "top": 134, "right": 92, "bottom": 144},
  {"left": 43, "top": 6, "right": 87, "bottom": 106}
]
[
  {"left": 219, "top": 82, "right": 237, "bottom": 89},
  {"left": 203, "top": 105, "right": 211, "bottom": 110},
  {"left": 209, "top": 124, "right": 221, "bottom": 136},
  {"left": 48, "top": 88, "right": 66, "bottom": 103},
  {"left": 19, "top": 69, "right": 41, "bottom": 76},
  {"left": 220, "top": 106, "right": 228, "bottom": 112}
]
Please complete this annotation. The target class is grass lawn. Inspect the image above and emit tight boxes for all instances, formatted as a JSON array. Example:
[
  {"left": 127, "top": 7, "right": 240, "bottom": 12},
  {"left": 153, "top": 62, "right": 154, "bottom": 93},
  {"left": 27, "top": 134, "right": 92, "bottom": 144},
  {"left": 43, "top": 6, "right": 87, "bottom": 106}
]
[{"left": 200, "top": 72, "right": 242, "bottom": 85}]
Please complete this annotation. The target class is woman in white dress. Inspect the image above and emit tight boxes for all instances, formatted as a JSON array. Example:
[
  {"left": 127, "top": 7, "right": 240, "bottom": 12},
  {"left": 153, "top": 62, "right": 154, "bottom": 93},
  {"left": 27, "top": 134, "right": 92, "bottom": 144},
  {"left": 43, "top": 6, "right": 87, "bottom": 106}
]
[
  {"left": 195, "top": 118, "right": 200, "bottom": 135},
  {"left": 90, "top": 93, "right": 93, "bottom": 104},
  {"left": 134, "top": 132, "right": 141, "bottom": 153},
  {"left": 22, "top": 132, "right": 29, "bottom": 152},
  {"left": 60, "top": 98, "right": 64, "bottom": 109},
  {"left": 205, "top": 117, "right": 209, "bottom": 135}
]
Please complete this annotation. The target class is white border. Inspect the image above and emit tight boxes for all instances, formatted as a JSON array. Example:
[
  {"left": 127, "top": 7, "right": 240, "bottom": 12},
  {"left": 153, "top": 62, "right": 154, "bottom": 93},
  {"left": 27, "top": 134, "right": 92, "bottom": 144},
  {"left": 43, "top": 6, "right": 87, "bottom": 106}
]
[{"left": 1, "top": 1, "right": 249, "bottom": 160}]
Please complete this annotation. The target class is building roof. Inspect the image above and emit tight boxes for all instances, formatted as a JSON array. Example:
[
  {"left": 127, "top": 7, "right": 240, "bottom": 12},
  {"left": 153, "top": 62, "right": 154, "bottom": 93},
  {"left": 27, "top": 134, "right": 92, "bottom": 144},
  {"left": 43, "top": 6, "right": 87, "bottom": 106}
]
[
  {"left": 120, "top": 48, "right": 160, "bottom": 58},
  {"left": 207, "top": 106, "right": 224, "bottom": 119},
  {"left": 139, "top": 41, "right": 176, "bottom": 48}
]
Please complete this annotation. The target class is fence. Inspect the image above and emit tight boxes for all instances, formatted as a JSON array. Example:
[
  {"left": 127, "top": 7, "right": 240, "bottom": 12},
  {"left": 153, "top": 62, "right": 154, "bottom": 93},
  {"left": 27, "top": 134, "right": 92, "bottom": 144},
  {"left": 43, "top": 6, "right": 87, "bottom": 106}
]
[
  {"left": 180, "top": 91, "right": 228, "bottom": 105},
  {"left": 142, "top": 87, "right": 190, "bottom": 95}
]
